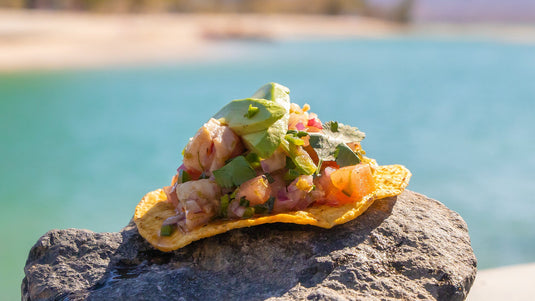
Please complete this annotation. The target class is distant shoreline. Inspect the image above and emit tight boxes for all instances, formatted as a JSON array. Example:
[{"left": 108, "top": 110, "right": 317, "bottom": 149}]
[
  {"left": 467, "top": 262, "right": 535, "bottom": 301},
  {"left": 1, "top": 9, "right": 535, "bottom": 72}
]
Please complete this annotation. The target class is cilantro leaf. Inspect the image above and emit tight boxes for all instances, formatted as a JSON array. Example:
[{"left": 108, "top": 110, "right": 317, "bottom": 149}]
[
  {"left": 213, "top": 156, "right": 256, "bottom": 188},
  {"left": 244, "top": 104, "right": 259, "bottom": 118},
  {"left": 329, "top": 121, "right": 339, "bottom": 132},
  {"left": 322, "top": 121, "right": 365, "bottom": 143},
  {"left": 254, "top": 196, "right": 275, "bottom": 214},
  {"left": 309, "top": 121, "right": 365, "bottom": 167},
  {"left": 239, "top": 197, "right": 250, "bottom": 207},
  {"left": 334, "top": 143, "right": 361, "bottom": 167}
]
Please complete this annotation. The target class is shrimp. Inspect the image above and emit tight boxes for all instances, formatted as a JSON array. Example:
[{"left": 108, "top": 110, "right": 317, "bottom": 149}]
[{"left": 182, "top": 118, "right": 243, "bottom": 177}]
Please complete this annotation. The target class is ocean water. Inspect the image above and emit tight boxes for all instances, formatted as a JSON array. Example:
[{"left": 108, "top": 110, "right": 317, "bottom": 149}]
[{"left": 2, "top": 37, "right": 535, "bottom": 299}]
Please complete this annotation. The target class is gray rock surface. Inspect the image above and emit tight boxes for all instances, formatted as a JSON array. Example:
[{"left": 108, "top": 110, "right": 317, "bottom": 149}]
[{"left": 22, "top": 190, "right": 477, "bottom": 300}]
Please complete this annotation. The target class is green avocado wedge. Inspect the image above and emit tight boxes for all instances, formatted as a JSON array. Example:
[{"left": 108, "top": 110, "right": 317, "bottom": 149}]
[
  {"left": 251, "top": 82, "right": 291, "bottom": 111},
  {"left": 241, "top": 128, "right": 281, "bottom": 159},
  {"left": 213, "top": 98, "right": 286, "bottom": 136},
  {"left": 255, "top": 83, "right": 316, "bottom": 174},
  {"left": 251, "top": 82, "right": 291, "bottom": 156},
  {"left": 214, "top": 83, "right": 292, "bottom": 158}
]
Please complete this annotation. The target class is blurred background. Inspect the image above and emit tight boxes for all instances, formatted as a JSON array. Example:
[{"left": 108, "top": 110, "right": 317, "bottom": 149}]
[{"left": 1, "top": 1, "right": 535, "bottom": 299}]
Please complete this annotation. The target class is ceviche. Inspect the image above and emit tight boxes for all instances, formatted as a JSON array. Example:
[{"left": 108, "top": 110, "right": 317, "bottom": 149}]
[{"left": 134, "top": 83, "right": 410, "bottom": 251}]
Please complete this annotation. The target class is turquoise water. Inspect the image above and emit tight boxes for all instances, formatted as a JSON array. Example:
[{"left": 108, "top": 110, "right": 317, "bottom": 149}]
[{"left": 2, "top": 38, "right": 535, "bottom": 299}]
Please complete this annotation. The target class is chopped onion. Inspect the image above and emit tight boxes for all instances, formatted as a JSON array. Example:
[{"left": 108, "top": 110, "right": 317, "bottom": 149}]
[
  {"left": 228, "top": 199, "right": 246, "bottom": 218},
  {"left": 295, "top": 195, "right": 315, "bottom": 210},
  {"left": 164, "top": 183, "right": 179, "bottom": 208},
  {"left": 273, "top": 188, "right": 300, "bottom": 212},
  {"left": 162, "top": 213, "right": 185, "bottom": 226},
  {"left": 277, "top": 189, "right": 290, "bottom": 202},
  {"left": 296, "top": 122, "right": 306, "bottom": 131},
  {"left": 287, "top": 188, "right": 305, "bottom": 205},
  {"left": 185, "top": 212, "right": 211, "bottom": 230}
]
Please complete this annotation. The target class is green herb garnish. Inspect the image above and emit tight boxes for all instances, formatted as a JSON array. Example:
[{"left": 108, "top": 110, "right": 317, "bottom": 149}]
[
  {"left": 220, "top": 194, "right": 230, "bottom": 217},
  {"left": 329, "top": 121, "right": 339, "bottom": 132},
  {"left": 264, "top": 173, "right": 275, "bottom": 184},
  {"left": 308, "top": 121, "right": 365, "bottom": 167},
  {"left": 160, "top": 224, "right": 176, "bottom": 236},
  {"left": 334, "top": 143, "right": 361, "bottom": 167},
  {"left": 213, "top": 156, "right": 256, "bottom": 188},
  {"left": 244, "top": 104, "right": 260, "bottom": 119},
  {"left": 283, "top": 168, "right": 300, "bottom": 182},
  {"left": 285, "top": 156, "right": 296, "bottom": 169},
  {"left": 254, "top": 196, "right": 275, "bottom": 214},
  {"left": 178, "top": 169, "right": 191, "bottom": 183},
  {"left": 242, "top": 207, "right": 255, "bottom": 218},
  {"left": 239, "top": 197, "right": 250, "bottom": 207},
  {"left": 296, "top": 131, "right": 309, "bottom": 138},
  {"left": 286, "top": 130, "right": 308, "bottom": 137},
  {"left": 245, "top": 152, "right": 261, "bottom": 169},
  {"left": 230, "top": 188, "right": 239, "bottom": 199}
]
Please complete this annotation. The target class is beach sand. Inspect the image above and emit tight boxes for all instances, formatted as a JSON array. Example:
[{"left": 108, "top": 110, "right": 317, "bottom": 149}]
[
  {"left": 468, "top": 263, "right": 535, "bottom": 301},
  {"left": 3, "top": 9, "right": 535, "bottom": 72},
  {"left": 0, "top": 9, "right": 401, "bottom": 71}
]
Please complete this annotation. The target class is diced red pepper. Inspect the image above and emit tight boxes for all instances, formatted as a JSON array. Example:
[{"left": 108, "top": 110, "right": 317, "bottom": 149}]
[{"left": 307, "top": 118, "right": 323, "bottom": 129}]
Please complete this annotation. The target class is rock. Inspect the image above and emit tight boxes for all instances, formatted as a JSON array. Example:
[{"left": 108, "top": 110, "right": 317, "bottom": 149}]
[{"left": 22, "top": 190, "right": 477, "bottom": 300}]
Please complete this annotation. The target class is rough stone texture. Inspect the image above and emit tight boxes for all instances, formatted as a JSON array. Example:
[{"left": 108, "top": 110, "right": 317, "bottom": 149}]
[{"left": 22, "top": 190, "right": 477, "bottom": 300}]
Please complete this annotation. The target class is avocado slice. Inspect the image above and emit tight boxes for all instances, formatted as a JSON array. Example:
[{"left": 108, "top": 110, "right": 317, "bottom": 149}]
[
  {"left": 213, "top": 83, "right": 292, "bottom": 158},
  {"left": 252, "top": 82, "right": 290, "bottom": 110},
  {"left": 255, "top": 83, "right": 316, "bottom": 174},
  {"left": 243, "top": 83, "right": 291, "bottom": 158},
  {"left": 241, "top": 126, "right": 282, "bottom": 159},
  {"left": 213, "top": 98, "right": 286, "bottom": 136}
]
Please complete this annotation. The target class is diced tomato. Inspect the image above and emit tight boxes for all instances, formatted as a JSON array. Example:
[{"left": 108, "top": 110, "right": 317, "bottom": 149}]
[
  {"left": 307, "top": 118, "right": 323, "bottom": 129},
  {"left": 317, "top": 163, "right": 375, "bottom": 206},
  {"left": 320, "top": 160, "right": 339, "bottom": 170}
]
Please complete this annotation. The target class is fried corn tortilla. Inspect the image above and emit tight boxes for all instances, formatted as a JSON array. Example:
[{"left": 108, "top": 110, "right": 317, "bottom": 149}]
[{"left": 134, "top": 163, "right": 411, "bottom": 252}]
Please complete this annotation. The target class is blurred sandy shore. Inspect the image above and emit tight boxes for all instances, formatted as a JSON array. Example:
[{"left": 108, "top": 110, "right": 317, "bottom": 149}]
[
  {"left": 0, "top": 9, "right": 401, "bottom": 71},
  {"left": 1, "top": 9, "right": 535, "bottom": 72},
  {"left": 468, "top": 263, "right": 535, "bottom": 301}
]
